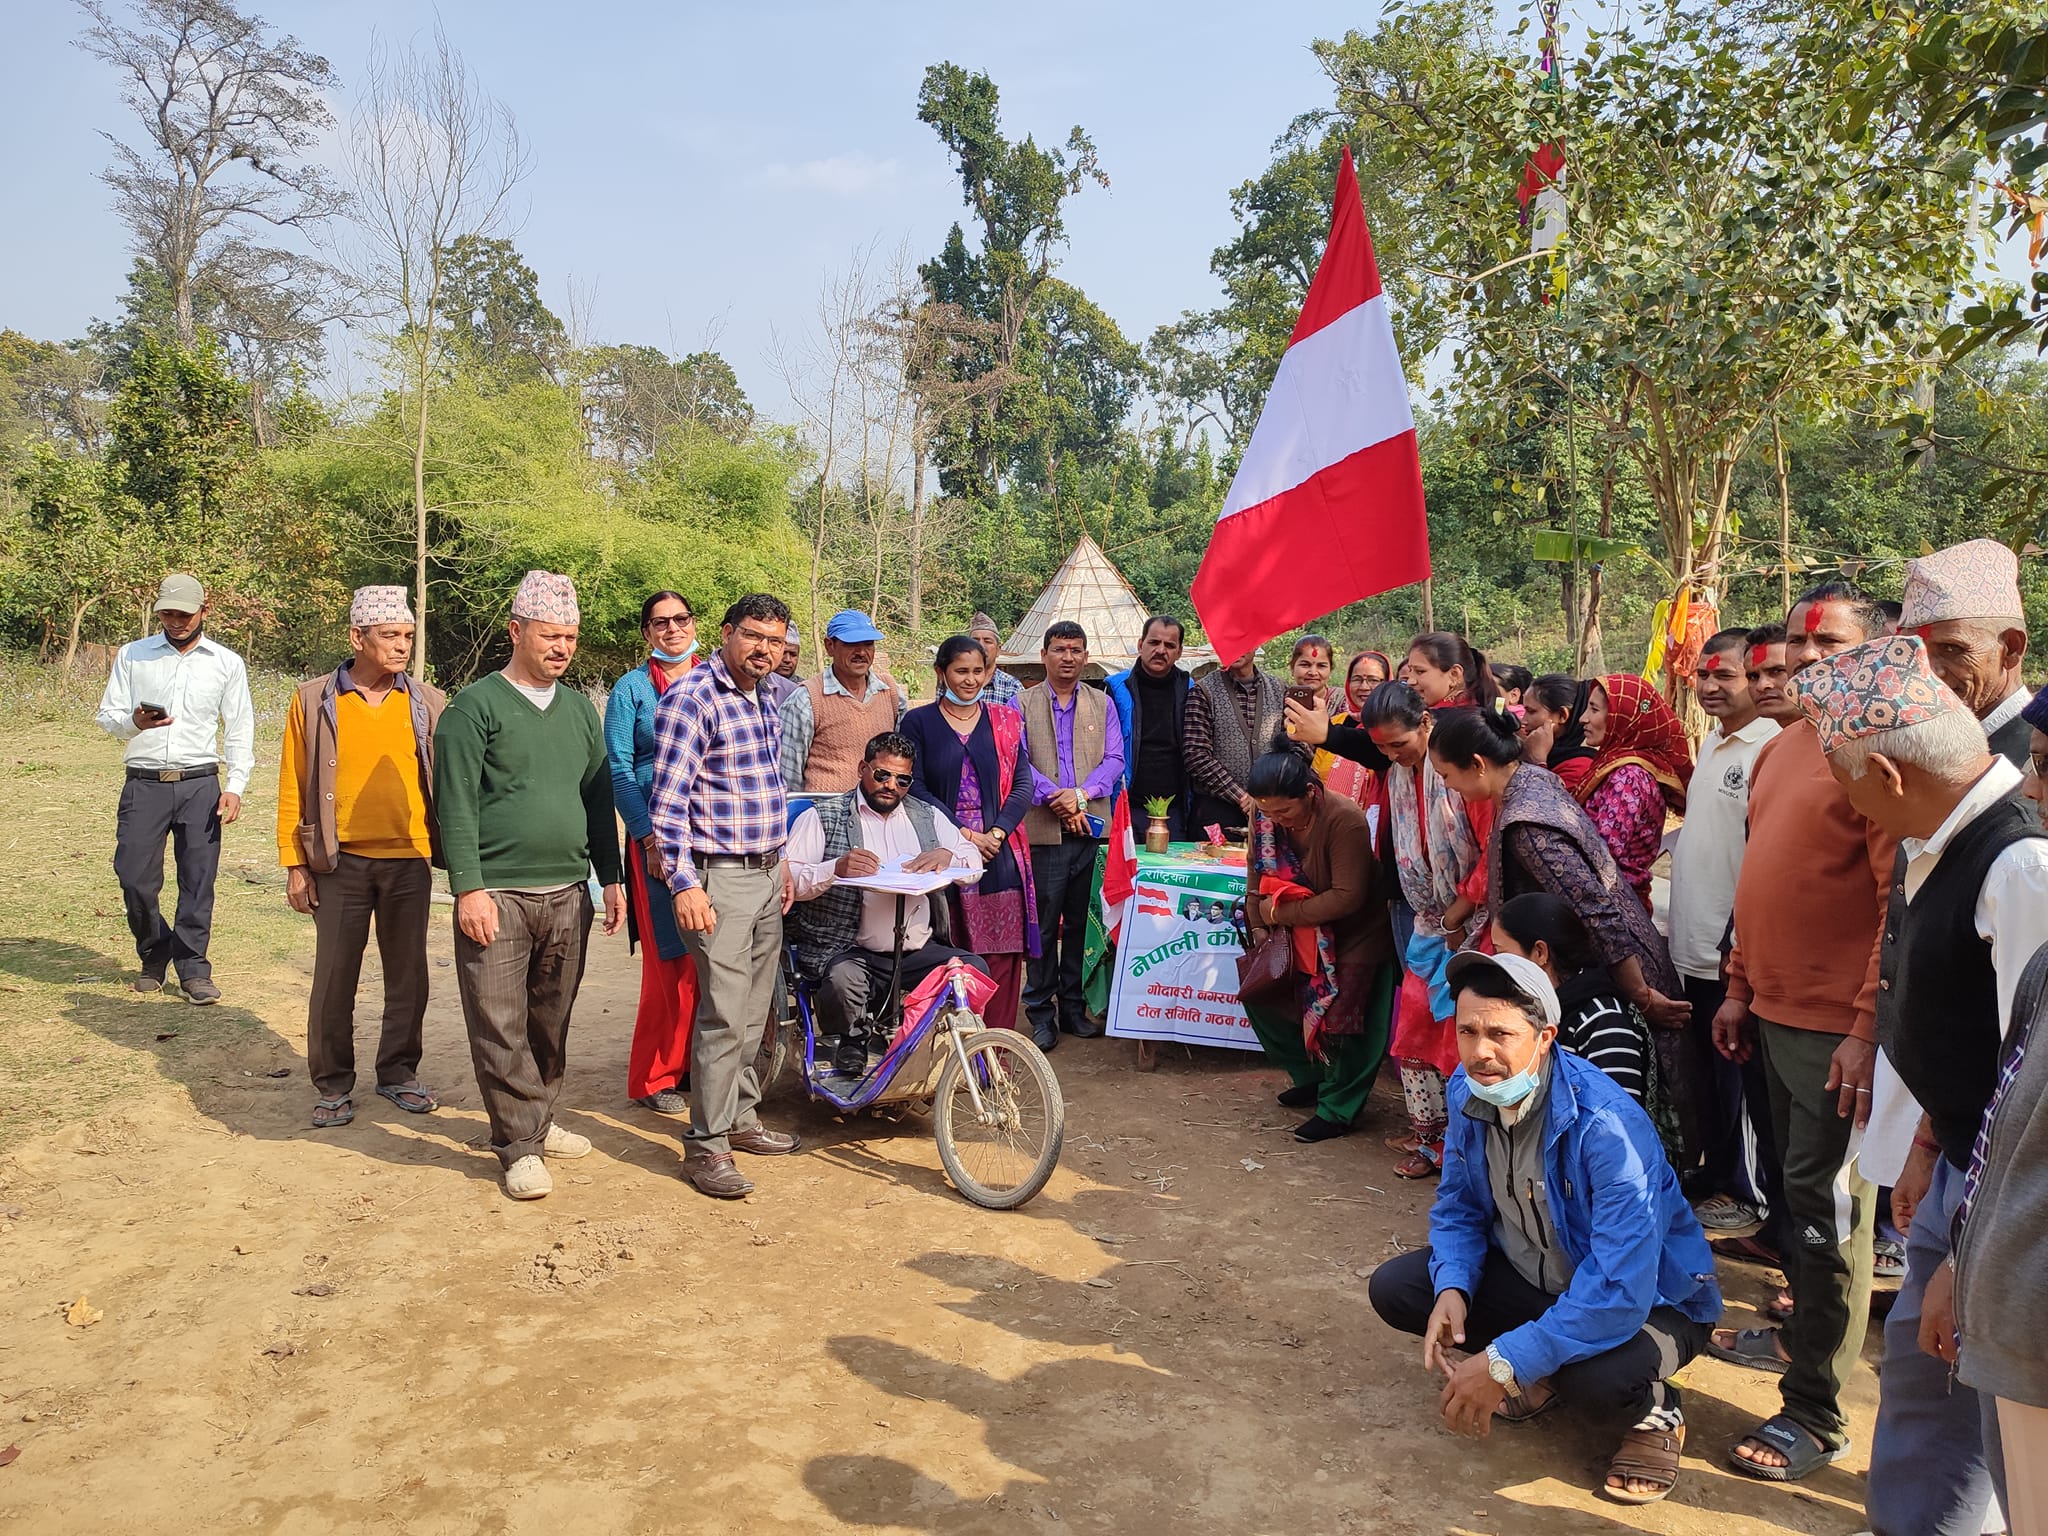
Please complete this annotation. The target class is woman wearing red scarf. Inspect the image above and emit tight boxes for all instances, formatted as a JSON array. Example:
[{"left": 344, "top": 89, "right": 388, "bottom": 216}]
[
  {"left": 1316, "top": 649, "right": 1393, "bottom": 814},
  {"left": 603, "top": 592, "right": 703, "bottom": 1113},
  {"left": 1576, "top": 676, "right": 1692, "bottom": 908}
]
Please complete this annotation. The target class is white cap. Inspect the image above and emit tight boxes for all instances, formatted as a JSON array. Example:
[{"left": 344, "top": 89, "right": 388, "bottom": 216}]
[{"left": 1444, "top": 949, "right": 1561, "bottom": 1027}]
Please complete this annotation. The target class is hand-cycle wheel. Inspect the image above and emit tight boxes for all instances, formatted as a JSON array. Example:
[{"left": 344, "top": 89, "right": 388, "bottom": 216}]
[{"left": 933, "top": 1030, "right": 1064, "bottom": 1209}]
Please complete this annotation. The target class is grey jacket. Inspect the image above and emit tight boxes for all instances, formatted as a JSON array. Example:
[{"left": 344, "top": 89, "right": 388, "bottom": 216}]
[{"left": 1956, "top": 939, "right": 2048, "bottom": 1408}]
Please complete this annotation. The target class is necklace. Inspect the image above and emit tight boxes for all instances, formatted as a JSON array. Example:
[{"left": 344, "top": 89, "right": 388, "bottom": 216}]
[{"left": 940, "top": 699, "right": 979, "bottom": 724}]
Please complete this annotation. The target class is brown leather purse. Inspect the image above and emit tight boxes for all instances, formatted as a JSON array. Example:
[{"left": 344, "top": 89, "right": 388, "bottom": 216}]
[{"left": 1235, "top": 927, "right": 1295, "bottom": 1007}]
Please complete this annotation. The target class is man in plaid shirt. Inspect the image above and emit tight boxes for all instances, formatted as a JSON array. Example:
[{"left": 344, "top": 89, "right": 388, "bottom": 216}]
[{"left": 651, "top": 592, "right": 802, "bottom": 1199}]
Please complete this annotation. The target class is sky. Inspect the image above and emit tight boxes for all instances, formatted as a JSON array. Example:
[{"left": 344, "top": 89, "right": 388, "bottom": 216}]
[{"left": 0, "top": 0, "right": 1381, "bottom": 420}]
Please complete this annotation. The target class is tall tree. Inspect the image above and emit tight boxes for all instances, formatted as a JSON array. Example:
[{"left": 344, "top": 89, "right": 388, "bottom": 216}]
[
  {"left": 342, "top": 22, "right": 530, "bottom": 663},
  {"left": 74, "top": 0, "right": 342, "bottom": 372},
  {"left": 438, "top": 235, "right": 565, "bottom": 384},
  {"left": 915, "top": 63, "right": 1109, "bottom": 500}
]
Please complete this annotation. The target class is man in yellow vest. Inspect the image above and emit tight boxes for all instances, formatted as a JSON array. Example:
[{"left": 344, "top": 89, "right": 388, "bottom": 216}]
[
  {"left": 778, "top": 609, "right": 904, "bottom": 794},
  {"left": 277, "top": 585, "right": 447, "bottom": 1130}
]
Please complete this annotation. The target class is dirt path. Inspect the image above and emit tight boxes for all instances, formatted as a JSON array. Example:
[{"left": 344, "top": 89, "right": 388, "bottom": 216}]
[{"left": 0, "top": 901, "right": 1877, "bottom": 1536}]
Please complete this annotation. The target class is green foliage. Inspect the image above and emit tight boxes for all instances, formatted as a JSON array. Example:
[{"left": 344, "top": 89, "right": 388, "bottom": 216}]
[{"left": 438, "top": 235, "right": 566, "bottom": 385}]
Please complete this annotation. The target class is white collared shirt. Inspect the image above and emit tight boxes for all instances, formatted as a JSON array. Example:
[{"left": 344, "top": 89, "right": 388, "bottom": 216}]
[
  {"left": 95, "top": 631, "right": 256, "bottom": 795},
  {"left": 1862, "top": 756, "right": 2048, "bottom": 1183},
  {"left": 1983, "top": 686, "right": 2032, "bottom": 743},
  {"left": 1668, "top": 713, "right": 1780, "bottom": 979},
  {"left": 788, "top": 796, "right": 982, "bottom": 953}
]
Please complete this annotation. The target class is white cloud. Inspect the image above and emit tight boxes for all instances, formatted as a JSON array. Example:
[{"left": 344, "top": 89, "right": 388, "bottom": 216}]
[{"left": 758, "top": 152, "right": 903, "bottom": 199}]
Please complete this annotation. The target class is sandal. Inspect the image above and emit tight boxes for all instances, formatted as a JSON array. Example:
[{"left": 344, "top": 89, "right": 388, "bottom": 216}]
[
  {"left": 1709, "top": 1232, "right": 1782, "bottom": 1266},
  {"left": 1604, "top": 1422, "right": 1684, "bottom": 1505},
  {"left": 1495, "top": 1377, "right": 1558, "bottom": 1424},
  {"left": 1764, "top": 1288, "right": 1795, "bottom": 1323},
  {"left": 1708, "top": 1326, "right": 1791, "bottom": 1375},
  {"left": 312, "top": 1096, "right": 354, "bottom": 1128},
  {"left": 1727, "top": 1413, "right": 1848, "bottom": 1483},
  {"left": 375, "top": 1081, "right": 438, "bottom": 1114},
  {"left": 1384, "top": 1131, "right": 1425, "bottom": 1154},
  {"left": 1392, "top": 1145, "right": 1442, "bottom": 1180}
]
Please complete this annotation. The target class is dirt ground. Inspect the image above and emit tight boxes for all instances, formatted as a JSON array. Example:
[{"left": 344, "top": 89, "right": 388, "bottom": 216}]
[{"left": 0, "top": 674, "right": 1879, "bottom": 1535}]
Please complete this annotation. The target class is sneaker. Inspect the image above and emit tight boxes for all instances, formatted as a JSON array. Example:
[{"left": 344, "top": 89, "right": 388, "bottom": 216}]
[
  {"left": 504, "top": 1155, "right": 552, "bottom": 1200},
  {"left": 633, "top": 1089, "right": 691, "bottom": 1115},
  {"left": 132, "top": 971, "right": 165, "bottom": 994},
  {"left": 541, "top": 1124, "right": 591, "bottom": 1160},
  {"left": 181, "top": 977, "right": 221, "bottom": 1006},
  {"left": 1693, "top": 1194, "right": 1764, "bottom": 1231}
]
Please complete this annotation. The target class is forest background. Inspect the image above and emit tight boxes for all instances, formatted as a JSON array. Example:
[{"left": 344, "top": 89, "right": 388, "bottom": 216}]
[{"left": 6, "top": 0, "right": 2048, "bottom": 694}]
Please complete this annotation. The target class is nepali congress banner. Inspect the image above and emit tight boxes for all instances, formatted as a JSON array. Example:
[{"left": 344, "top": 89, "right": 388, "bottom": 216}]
[{"left": 1104, "top": 853, "right": 1258, "bottom": 1051}]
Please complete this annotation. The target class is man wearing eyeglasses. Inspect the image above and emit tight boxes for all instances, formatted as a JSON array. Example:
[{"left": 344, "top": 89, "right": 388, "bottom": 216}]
[
  {"left": 786, "top": 733, "right": 985, "bottom": 1078},
  {"left": 651, "top": 592, "right": 805, "bottom": 1198}
]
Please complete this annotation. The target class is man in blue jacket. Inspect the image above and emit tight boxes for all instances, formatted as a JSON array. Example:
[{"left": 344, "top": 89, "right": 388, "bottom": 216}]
[
  {"left": 1104, "top": 615, "right": 1192, "bottom": 837},
  {"left": 1368, "top": 950, "right": 1721, "bottom": 1507}
]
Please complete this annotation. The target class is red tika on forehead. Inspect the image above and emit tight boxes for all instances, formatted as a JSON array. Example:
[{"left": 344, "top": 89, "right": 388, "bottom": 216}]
[
  {"left": 1750, "top": 643, "right": 1770, "bottom": 669},
  {"left": 1916, "top": 624, "right": 1936, "bottom": 642},
  {"left": 1803, "top": 602, "right": 1825, "bottom": 633}
]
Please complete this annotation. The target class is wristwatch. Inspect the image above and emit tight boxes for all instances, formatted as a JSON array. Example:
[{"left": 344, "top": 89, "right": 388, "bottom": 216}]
[{"left": 1485, "top": 1344, "right": 1519, "bottom": 1395}]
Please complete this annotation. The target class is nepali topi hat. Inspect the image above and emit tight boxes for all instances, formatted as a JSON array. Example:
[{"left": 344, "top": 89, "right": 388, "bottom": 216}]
[
  {"left": 510, "top": 570, "right": 580, "bottom": 625},
  {"left": 1899, "top": 539, "right": 2024, "bottom": 631},
  {"left": 1792, "top": 634, "right": 1966, "bottom": 757},
  {"left": 349, "top": 585, "right": 415, "bottom": 627}
]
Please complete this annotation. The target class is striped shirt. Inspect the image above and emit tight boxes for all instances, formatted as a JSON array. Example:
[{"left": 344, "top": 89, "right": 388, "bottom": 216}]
[
  {"left": 1558, "top": 990, "right": 1649, "bottom": 1106},
  {"left": 650, "top": 651, "right": 786, "bottom": 893}
]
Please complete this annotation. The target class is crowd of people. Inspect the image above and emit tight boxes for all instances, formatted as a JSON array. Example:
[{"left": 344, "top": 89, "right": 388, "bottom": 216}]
[{"left": 89, "top": 539, "right": 2048, "bottom": 1526}]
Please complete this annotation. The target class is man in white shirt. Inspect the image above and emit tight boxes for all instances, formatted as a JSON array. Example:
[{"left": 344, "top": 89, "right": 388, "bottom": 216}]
[
  {"left": 786, "top": 733, "right": 983, "bottom": 1077},
  {"left": 1791, "top": 635, "right": 2048, "bottom": 1533},
  {"left": 94, "top": 573, "right": 255, "bottom": 1005},
  {"left": 1668, "top": 625, "right": 1781, "bottom": 1231}
]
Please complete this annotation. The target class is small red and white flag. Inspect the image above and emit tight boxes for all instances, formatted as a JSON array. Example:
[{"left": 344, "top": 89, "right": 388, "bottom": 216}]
[
  {"left": 1098, "top": 790, "right": 1138, "bottom": 944},
  {"left": 1191, "top": 146, "right": 1429, "bottom": 664}
]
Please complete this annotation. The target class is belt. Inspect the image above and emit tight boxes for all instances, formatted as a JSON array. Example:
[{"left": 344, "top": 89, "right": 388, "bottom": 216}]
[
  {"left": 127, "top": 764, "right": 219, "bottom": 783},
  {"left": 692, "top": 849, "right": 783, "bottom": 871}
]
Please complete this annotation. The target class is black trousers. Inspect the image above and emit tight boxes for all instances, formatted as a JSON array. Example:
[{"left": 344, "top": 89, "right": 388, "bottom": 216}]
[
  {"left": 817, "top": 941, "right": 984, "bottom": 1041},
  {"left": 307, "top": 854, "right": 434, "bottom": 1099},
  {"left": 1368, "top": 1245, "right": 1708, "bottom": 1422},
  {"left": 1683, "top": 973, "right": 1780, "bottom": 1224},
  {"left": 113, "top": 774, "right": 222, "bottom": 980},
  {"left": 1024, "top": 835, "right": 1099, "bottom": 1036}
]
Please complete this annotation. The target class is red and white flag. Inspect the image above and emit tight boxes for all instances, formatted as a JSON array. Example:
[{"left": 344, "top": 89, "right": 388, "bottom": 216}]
[
  {"left": 1190, "top": 146, "right": 1429, "bottom": 664},
  {"left": 1098, "top": 789, "right": 1137, "bottom": 944}
]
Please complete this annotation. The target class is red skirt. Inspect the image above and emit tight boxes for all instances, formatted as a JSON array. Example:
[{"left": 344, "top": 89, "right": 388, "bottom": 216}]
[{"left": 625, "top": 839, "right": 699, "bottom": 1098}]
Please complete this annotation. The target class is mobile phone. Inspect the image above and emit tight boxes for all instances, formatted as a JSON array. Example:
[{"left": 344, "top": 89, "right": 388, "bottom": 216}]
[
  {"left": 138, "top": 700, "right": 168, "bottom": 717},
  {"left": 1286, "top": 686, "right": 1320, "bottom": 709}
]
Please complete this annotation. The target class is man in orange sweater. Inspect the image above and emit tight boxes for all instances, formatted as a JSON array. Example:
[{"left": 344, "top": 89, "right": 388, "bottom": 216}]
[
  {"left": 1709, "top": 583, "right": 1897, "bottom": 1481},
  {"left": 277, "top": 586, "right": 446, "bottom": 1131}
]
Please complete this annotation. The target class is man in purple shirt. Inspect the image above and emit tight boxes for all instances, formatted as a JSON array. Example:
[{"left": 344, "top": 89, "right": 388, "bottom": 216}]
[{"left": 1017, "top": 621, "right": 1126, "bottom": 1049}]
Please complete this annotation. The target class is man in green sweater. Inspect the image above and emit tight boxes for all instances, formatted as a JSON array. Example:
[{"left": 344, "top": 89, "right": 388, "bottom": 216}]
[{"left": 434, "top": 571, "right": 624, "bottom": 1200}]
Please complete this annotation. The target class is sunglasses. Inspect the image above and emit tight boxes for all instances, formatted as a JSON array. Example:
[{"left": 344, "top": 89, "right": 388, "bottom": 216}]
[
  {"left": 869, "top": 770, "right": 914, "bottom": 788},
  {"left": 648, "top": 614, "right": 695, "bottom": 629}
]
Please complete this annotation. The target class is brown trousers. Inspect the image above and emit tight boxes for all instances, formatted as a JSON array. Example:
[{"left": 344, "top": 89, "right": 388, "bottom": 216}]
[
  {"left": 453, "top": 885, "right": 594, "bottom": 1166},
  {"left": 307, "top": 853, "right": 433, "bottom": 1099}
]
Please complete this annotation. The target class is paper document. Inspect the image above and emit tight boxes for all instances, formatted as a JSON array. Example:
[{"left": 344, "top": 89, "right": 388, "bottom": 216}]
[{"left": 836, "top": 860, "right": 972, "bottom": 897}]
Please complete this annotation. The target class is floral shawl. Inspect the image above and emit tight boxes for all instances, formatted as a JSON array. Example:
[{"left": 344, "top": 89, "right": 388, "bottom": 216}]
[
  {"left": 986, "top": 702, "right": 1042, "bottom": 959},
  {"left": 1386, "top": 753, "right": 1482, "bottom": 926}
]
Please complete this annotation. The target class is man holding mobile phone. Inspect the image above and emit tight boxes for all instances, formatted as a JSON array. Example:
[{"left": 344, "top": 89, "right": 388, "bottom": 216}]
[{"left": 94, "top": 573, "right": 255, "bottom": 1004}]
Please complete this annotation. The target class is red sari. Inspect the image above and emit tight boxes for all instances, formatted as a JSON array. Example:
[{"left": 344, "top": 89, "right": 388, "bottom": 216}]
[{"left": 626, "top": 657, "right": 700, "bottom": 1098}]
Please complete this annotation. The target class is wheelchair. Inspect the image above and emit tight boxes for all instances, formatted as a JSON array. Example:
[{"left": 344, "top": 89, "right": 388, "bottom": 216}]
[{"left": 756, "top": 797, "right": 1064, "bottom": 1210}]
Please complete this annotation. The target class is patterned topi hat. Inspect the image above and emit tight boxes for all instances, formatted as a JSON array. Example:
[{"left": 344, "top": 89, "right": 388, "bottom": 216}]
[
  {"left": 349, "top": 585, "right": 415, "bottom": 627},
  {"left": 1899, "top": 539, "right": 2024, "bottom": 631},
  {"left": 510, "top": 570, "right": 580, "bottom": 625},
  {"left": 1792, "top": 634, "right": 1966, "bottom": 756}
]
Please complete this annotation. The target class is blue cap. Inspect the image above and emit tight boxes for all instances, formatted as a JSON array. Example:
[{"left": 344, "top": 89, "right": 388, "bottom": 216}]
[{"left": 826, "top": 609, "right": 885, "bottom": 644}]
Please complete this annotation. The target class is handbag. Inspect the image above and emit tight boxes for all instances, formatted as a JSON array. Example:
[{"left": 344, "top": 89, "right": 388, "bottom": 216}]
[{"left": 1235, "top": 927, "right": 1296, "bottom": 1007}]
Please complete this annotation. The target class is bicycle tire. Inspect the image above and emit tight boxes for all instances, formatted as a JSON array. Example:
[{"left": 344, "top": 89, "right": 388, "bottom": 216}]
[
  {"left": 755, "top": 1007, "right": 793, "bottom": 1103},
  {"left": 933, "top": 1030, "right": 1064, "bottom": 1210}
]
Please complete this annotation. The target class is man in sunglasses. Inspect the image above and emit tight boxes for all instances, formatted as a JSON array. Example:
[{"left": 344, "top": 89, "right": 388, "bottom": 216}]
[{"left": 786, "top": 732, "right": 985, "bottom": 1078}]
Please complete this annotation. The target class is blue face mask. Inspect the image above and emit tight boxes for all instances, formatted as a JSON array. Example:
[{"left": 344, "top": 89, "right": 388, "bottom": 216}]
[
  {"left": 1467, "top": 1057, "right": 1544, "bottom": 1108},
  {"left": 651, "top": 645, "right": 694, "bottom": 664},
  {"left": 944, "top": 686, "right": 980, "bottom": 706}
]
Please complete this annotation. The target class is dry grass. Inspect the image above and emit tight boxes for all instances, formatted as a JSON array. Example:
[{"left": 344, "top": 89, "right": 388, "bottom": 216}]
[{"left": 0, "top": 656, "right": 313, "bottom": 1151}]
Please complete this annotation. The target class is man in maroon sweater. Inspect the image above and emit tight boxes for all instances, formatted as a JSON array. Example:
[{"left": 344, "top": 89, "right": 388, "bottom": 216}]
[{"left": 1710, "top": 582, "right": 1898, "bottom": 1481}]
